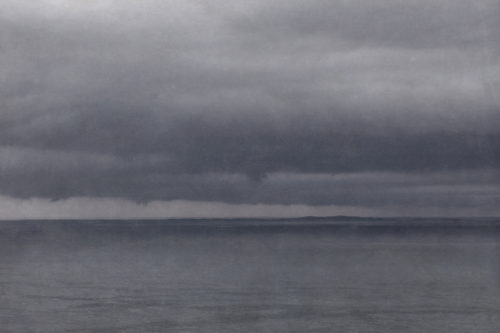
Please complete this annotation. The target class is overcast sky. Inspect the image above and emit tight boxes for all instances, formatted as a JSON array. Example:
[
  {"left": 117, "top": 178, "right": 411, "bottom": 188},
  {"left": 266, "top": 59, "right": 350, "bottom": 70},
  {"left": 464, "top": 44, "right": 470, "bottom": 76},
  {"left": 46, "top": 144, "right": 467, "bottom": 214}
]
[{"left": 1, "top": 0, "right": 499, "bottom": 218}]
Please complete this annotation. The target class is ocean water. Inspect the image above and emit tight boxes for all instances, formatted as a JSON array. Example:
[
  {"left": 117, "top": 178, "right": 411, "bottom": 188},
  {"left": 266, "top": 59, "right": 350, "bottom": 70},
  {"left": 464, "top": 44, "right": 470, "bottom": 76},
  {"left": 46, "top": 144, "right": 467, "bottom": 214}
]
[{"left": 1, "top": 218, "right": 500, "bottom": 332}]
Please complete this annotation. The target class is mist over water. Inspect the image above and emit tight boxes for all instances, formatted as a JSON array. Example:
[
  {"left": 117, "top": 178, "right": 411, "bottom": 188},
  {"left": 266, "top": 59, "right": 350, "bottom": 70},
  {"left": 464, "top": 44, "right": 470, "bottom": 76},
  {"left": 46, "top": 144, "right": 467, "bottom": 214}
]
[{"left": 1, "top": 219, "right": 500, "bottom": 332}]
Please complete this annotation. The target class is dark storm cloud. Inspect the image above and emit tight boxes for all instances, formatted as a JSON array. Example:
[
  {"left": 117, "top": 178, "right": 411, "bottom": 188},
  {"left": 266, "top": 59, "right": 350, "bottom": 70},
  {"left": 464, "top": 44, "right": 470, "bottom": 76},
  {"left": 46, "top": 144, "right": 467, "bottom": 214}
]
[{"left": 0, "top": 0, "right": 499, "bottom": 213}]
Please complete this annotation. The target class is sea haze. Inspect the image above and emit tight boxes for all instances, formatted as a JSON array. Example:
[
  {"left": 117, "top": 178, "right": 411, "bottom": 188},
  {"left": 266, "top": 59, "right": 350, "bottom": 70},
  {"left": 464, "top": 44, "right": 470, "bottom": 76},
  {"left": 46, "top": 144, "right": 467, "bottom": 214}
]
[{"left": 1, "top": 218, "right": 500, "bottom": 332}]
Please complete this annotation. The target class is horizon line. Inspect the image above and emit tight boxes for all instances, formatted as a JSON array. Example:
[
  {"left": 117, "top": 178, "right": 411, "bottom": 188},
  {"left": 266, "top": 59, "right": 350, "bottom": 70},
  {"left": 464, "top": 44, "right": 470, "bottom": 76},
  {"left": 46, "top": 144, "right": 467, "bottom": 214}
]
[{"left": 1, "top": 215, "right": 499, "bottom": 221}]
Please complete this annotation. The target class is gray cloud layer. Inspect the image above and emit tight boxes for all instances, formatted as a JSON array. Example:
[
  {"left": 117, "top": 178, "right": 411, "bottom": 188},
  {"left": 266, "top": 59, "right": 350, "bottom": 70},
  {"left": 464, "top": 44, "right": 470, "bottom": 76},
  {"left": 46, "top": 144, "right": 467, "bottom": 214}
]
[{"left": 1, "top": 0, "right": 499, "bottom": 215}]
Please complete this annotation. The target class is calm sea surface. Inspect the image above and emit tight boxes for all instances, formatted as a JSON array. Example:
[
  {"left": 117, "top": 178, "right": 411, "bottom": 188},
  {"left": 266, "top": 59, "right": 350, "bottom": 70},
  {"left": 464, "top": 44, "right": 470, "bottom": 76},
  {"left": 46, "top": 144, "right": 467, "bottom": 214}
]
[{"left": 1, "top": 218, "right": 500, "bottom": 332}]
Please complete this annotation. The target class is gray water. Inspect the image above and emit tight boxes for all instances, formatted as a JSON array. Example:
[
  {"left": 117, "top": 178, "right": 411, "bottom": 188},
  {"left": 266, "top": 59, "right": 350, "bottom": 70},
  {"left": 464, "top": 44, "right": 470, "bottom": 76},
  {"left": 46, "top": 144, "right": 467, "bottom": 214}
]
[{"left": 1, "top": 219, "right": 500, "bottom": 332}]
